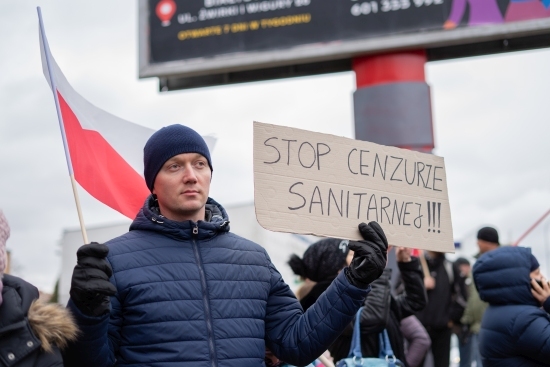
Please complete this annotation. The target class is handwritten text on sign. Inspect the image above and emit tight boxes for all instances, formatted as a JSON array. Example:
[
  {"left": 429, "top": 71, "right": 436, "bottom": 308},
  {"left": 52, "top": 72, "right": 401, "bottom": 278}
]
[{"left": 253, "top": 122, "right": 454, "bottom": 252}]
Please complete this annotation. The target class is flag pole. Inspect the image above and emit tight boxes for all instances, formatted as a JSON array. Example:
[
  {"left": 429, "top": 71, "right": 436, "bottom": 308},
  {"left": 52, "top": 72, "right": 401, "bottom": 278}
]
[
  {"left": 418, "top": 250, "right": 431, "bottom": 279},
  {"left": 37, "top": 7, "right": 88, "bottom": 244}
]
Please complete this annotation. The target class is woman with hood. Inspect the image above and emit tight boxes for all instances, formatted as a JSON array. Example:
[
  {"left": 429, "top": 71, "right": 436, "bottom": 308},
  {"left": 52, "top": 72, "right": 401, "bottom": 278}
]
[
  {"left": 288, "top": 238, "right": 351, "bottom": 312},
  {"left": 473, "top": 246, "right": 550, "bottom": 366},
  {"left": 0, "top": 209, "right": 78, "bottom": 367},
  {"left": 289, "top": 239, "right": 427, "bottom": 366}
]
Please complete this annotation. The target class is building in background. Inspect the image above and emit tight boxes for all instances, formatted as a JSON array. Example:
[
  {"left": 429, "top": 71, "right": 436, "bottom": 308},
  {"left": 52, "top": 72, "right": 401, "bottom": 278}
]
[{"left": 59, "top": 202, "right": 315, "bottom": 305}]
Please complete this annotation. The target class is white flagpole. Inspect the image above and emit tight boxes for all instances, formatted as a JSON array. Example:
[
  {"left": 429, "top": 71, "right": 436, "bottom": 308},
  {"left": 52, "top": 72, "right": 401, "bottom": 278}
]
[{"left": 37, "top": 7, "right": 88, "bottom": 244}]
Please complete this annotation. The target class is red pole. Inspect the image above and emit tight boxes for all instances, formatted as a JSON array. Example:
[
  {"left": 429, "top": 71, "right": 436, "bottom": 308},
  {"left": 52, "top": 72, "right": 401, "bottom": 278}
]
[
  {"left": 352, "top": 50, "right": 434, "bottom": 153},
  {"left": 353, "top": 50, "right": 427, "bottom": 88},
  {"left": 513, "top": 209, "right": 550, "bottom": 246}
]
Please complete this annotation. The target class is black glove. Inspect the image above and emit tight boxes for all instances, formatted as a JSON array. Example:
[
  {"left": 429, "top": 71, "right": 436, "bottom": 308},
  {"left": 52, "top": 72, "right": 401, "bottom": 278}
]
[
  {"left": 70, "top": 242, "right": 117, "bottom": 317},
  {"left": 345, "top": 222, "right": 388, "bottom": 289}
]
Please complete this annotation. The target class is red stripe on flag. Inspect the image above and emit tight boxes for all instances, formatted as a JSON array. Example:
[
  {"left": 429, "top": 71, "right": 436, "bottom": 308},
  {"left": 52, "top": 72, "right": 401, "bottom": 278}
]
[{"left": 57, "top": 91, "right": 149, "bottom": 219}]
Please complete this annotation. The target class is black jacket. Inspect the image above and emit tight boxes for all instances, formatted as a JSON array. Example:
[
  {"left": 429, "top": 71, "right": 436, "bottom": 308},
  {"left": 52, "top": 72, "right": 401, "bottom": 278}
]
[
  {"left": 449, "top": 261, "right": 469, "bottom": 325},
  {"left": 0, "top": 275, "right": 77, "bottom": 367},
  {"left": 329, "top": 258, "right": 427, "bottom": 366},
  {"left": 415, "top": 253, "right": 458, "bottom": 329}
]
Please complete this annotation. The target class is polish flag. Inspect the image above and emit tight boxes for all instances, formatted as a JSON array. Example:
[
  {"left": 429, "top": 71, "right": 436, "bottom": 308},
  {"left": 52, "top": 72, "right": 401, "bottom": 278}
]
[{"left": 38, "top": 14, "right": 214, "bottom": 219}]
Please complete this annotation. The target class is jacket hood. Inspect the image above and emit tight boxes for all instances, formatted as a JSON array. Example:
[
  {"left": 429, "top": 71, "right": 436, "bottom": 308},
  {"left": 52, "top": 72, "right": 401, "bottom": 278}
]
[
  {"left": 0, "top": 274, "right": 77, "bottom": 353},
  {"left": 130, "top": 195, "right": 230, "bottom": 241},
  {"left": 473, "top": 246, "right": 539, "bottom": 307},
  {"left": 0, "top": 275, "right": 36, "bottom": 333},
  {"left": 28, "top": 300, "right": 78, "bottom": 352}
]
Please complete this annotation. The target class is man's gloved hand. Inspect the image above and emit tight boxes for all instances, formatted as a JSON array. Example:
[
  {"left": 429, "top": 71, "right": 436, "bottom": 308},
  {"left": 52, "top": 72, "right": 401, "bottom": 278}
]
[
  {"left": 345, "top": 222, "right": 388, "bottom": 289},
  {"left": 70, "top": 242, "right": 117, "bottom": 317}
]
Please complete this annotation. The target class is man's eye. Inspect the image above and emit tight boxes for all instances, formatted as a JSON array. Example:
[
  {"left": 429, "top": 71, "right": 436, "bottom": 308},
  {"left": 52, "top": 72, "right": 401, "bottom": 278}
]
[
  {"left": 168, "top": 164, "right": 180, "bottom": 170},
  {"left": 196, "top": 161, "right": 206, "bottom": 167}
]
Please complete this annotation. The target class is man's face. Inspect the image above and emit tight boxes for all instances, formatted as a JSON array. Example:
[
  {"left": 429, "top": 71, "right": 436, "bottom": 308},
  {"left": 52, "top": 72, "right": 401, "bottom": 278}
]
[
  {"left": 477, "top": 239, "right": 497, "bottom": 254},
  {"left": 152, "top": 153, "right": 211, "bottom": 222}
]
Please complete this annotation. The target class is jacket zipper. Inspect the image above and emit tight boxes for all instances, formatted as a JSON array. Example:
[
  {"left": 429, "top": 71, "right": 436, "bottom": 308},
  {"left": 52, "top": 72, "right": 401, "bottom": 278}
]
[{"left": 191, "top": 224, "right": 218, "bottom": 367}]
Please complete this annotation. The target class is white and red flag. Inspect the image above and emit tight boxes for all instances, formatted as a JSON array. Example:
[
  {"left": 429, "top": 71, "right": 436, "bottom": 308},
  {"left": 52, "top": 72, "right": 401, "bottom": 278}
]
[{"left": 38, "top": 8, "right": 214, "bottom": 222}]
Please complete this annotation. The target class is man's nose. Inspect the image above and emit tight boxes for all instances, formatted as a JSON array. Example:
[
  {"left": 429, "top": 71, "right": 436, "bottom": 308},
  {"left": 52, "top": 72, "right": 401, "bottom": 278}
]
[{"left": 182, "top": 164, "right": 198, "bottom": 182}]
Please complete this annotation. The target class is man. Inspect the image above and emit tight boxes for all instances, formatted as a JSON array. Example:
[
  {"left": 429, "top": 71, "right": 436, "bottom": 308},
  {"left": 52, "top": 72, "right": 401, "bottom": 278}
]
[
  {"left": 63, "top": 124, "right": 388, "bottom": 367},
  {"left": 415, "top": 251, "right": 458, "bottom": 367},
  {"left": 450, "top": 258, "right": 470, "bottom": 367},
  {"left": 460, "top": 226, "right": 499, "bottom": 367}
]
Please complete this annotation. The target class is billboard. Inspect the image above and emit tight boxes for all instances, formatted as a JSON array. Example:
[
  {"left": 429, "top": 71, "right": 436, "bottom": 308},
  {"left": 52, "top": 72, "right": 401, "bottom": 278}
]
[{"left": 138, "top": 0, "right": 550, "bottom": 89}]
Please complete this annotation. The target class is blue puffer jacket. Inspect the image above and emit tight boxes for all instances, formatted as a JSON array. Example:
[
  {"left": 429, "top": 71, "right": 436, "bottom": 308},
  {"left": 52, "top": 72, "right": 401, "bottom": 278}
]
[
  {"left": 473, "top": 246, "right": 550, "bottom": 367},
  {"left": 64, "top": 196, "right": 369, "bottom": 367}
]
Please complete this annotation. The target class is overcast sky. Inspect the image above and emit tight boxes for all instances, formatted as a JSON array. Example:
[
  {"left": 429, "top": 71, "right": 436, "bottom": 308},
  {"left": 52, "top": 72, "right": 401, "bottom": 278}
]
[{"left": 1, "top": 1, "right": 549, "bottom": 292}]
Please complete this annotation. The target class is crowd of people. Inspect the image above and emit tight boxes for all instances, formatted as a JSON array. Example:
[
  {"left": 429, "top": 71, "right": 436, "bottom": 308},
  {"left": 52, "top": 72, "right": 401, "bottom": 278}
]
[
  {"left": 1, "top": 124, "right": 549, "bottom": 366},
  {"left": 288, "top": 226, "right": 550, "bottom": 367}
]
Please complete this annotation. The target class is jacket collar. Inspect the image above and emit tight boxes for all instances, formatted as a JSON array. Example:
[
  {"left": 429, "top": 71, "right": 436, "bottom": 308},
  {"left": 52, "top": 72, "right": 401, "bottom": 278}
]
[{"left": 130, "top": 195, "right": 230, "bottom": 241}]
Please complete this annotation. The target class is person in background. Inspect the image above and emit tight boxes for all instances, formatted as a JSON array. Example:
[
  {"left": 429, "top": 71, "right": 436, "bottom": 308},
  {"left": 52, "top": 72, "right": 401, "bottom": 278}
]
[
  {"left": 474, "top": 246, "right": 550, "bottom": 366},
  {"left": 399, "top": 315, "right": 431, "bottom": 367},
  {"left": 290, "top": 242, "right": 427, "bottom": 366},
  {"left": 415, "top": 251, "right": 458, "bottom": 367},
  {"left": 328, "top": 246, "right": 427, "bottom": 366},
  {"left": 284, "top": 238, "right": 352, "bottom": 367},
  {"left": 0, "top": 209, "right": 78, "bottom": 366},
  {"left": 294, "top": 278, "right": 316, "bottom": 303},
  {"left": 288, "top": 238, "right": 350, "bottom": 312},
  {"left": 63, "top": 124, "right": 389, "bottom": 367},
  {"left": 449, "top": 257, "right": 470, "bottom": 367},
  {"left": 460, "top": 227, "right": 500, "bottom": 367}
]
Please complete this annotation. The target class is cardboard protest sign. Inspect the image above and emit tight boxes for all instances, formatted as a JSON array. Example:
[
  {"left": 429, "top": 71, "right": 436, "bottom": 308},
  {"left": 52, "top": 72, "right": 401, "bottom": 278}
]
[{"left": 253, "top": 122, "right": 454, "bottom": 253}]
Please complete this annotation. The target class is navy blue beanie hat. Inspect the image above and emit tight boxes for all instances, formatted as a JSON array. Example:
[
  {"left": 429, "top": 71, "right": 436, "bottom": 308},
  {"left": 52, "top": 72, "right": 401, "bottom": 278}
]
[{"left": 144, "top": 124, "right": 212, "bottom": 192}]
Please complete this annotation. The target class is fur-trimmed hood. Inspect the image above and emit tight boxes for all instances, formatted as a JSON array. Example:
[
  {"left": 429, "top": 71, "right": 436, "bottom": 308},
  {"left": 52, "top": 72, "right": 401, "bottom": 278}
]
[
  {"left": 1, "top": 274, "right": 78, "bottom": 366},
  {"left": 27, "top": 299, "right": 78, "bottom": 353}
]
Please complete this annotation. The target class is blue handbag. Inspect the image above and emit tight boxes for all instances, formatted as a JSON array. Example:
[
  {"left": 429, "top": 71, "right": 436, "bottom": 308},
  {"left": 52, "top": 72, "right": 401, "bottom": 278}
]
[{"left": 336, "top": 307, "right": 404, "bottom": 367}]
